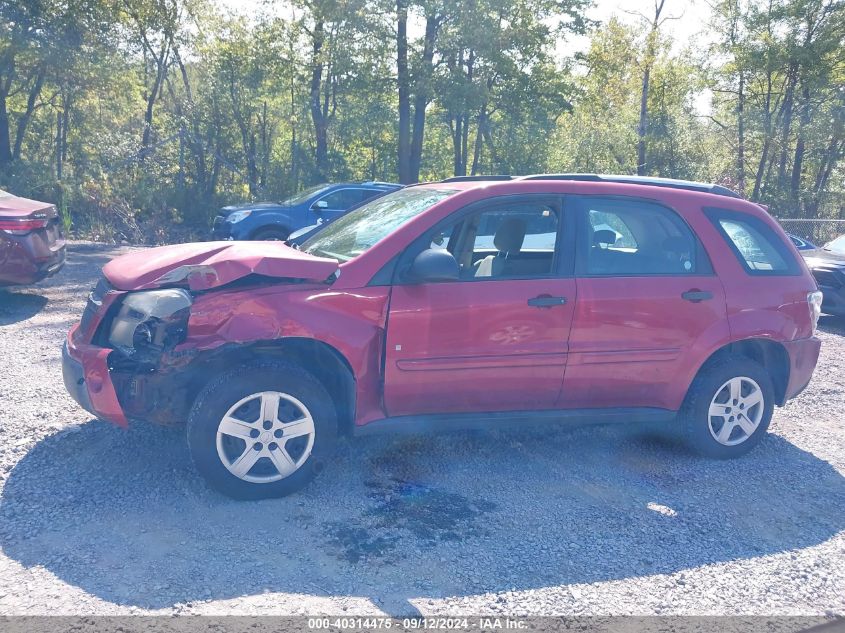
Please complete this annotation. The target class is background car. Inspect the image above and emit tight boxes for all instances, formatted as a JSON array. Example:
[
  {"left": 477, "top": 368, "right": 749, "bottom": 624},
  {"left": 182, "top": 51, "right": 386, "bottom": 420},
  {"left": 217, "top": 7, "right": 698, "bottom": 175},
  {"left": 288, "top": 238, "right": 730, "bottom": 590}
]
[
  {"left": 800, "top": 233, "right": 845, "bottom": 316},
  {"left": 211, "top": 181, "right": 400, "bottom": 242},
  {"left": 286, "top": 185, "right": 403, "bottom": 246},
  {"left": 787, "top": 233, "right": 818, "bottom": 250},
  {"left": 0, "top": 189, "right": 66, "bottom": 287}
]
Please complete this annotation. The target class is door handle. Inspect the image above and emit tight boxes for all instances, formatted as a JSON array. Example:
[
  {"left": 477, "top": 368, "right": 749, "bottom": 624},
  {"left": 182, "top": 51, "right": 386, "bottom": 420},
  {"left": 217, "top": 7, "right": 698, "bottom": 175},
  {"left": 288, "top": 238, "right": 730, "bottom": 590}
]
[
  {"left": 681, "top": 289, "right": 713, "bottom": 303},
  {"left": 528, "top": 295, "right": 567, "bottom": 308}
]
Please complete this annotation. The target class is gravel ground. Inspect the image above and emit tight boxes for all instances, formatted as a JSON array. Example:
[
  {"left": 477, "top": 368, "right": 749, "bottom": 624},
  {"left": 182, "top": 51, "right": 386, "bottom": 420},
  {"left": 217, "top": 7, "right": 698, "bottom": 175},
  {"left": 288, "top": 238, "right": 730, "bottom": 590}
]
[{"left": 0, "top": 242, "right": 843, "bottom": 617}]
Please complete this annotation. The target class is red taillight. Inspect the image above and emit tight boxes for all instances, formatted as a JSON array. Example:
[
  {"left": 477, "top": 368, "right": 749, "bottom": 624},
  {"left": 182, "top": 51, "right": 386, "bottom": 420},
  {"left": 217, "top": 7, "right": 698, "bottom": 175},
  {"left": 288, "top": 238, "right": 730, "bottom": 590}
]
[{"left": 0, "top": 218, "right": 49, "bottom": 234}]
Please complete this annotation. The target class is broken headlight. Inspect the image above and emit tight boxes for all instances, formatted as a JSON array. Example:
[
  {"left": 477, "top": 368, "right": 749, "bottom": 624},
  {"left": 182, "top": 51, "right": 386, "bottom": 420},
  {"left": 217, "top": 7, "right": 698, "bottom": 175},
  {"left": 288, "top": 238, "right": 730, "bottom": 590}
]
[{"left": 108, "top": 289, "right": 192, "bottom": 356}]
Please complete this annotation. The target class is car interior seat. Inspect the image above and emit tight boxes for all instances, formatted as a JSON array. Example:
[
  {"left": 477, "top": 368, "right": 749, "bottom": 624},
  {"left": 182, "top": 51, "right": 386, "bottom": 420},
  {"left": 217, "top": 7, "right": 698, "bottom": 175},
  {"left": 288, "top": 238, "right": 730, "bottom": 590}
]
[{"left": 473, "top": 217, "right": 527, "bottom": 277}]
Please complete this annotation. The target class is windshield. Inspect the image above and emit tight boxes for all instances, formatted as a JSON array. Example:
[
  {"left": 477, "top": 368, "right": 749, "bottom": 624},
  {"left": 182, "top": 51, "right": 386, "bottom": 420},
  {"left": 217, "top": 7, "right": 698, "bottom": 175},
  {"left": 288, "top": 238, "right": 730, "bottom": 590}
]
[
  {"left": 824, "top": 234, "right": 845, "bottom": 254},
  {"left": 281, "top": 184, "right": 330, "bottom": 206},
  {"left": 302, "top": 187, "right": 457, "bottom": 262}
]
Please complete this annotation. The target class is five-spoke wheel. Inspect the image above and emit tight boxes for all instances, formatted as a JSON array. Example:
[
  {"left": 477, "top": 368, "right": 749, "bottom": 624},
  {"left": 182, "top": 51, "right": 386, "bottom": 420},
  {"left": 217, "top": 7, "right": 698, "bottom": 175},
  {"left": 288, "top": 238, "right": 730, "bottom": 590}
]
[
  {"left": 707, "top": 376, "right": 765, "bottom": 446},
  {"left": 682, "top": 356, "right": 773, "bottom": 458},
  {"left": 188, "top": 361, "right": 337, "bottom": 499},
  {"left": 216, "top": 391, "right": 316, "bottom": 483}
]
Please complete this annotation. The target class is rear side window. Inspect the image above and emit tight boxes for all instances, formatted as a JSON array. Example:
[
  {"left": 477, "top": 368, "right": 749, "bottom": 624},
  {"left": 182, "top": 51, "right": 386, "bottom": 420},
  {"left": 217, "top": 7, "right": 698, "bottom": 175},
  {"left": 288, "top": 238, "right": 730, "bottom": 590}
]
[
  {"left": 575, "top": 196, "right": 708, "bottom": 276},
  {"left": 705, "top": 208, "right": 800, "bottom": 276}
]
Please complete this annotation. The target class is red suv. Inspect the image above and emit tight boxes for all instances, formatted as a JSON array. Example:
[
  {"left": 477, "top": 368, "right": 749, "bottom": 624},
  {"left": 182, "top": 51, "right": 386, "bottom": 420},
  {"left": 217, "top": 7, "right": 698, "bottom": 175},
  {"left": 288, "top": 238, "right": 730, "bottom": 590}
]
[{"left": 62, "top": 175, "right": 822, "bottom": 499}]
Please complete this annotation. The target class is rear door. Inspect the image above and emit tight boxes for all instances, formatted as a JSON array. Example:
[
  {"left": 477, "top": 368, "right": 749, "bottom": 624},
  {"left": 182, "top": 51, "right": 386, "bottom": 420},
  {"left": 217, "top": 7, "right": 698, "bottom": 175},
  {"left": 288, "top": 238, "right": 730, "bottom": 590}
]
[
  {"left": 383, "top": 195, "right": 577, "bottom": 416},
  {"left": 560, "top": 195, "right": 729, "bottom": 411}
]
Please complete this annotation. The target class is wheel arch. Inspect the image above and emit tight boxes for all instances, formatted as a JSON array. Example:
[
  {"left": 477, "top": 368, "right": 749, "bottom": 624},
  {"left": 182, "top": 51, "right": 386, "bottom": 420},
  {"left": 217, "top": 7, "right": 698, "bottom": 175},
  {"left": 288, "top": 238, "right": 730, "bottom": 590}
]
[
  {"left": 249, "top": 216, "right": 293, "bottom": 239},
  {"left": 691, "top": 338, "right": 791, "bottom": 406},
  {"left": 180, "top": 337, "right": 356, "bottom": 434}
]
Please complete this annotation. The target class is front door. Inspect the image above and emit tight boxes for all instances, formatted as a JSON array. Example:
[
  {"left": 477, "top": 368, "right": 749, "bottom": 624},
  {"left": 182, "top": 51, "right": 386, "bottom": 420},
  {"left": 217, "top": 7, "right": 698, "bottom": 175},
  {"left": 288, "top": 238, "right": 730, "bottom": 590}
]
[
  {"left": 313, "top": 188, "right": 371, "bottom": 222},
  {"left": 560, "top": 195, "right": 729, "bottom": 411},
  {"left": 383, "top": 196, "right": 577, "bottom": 416}
]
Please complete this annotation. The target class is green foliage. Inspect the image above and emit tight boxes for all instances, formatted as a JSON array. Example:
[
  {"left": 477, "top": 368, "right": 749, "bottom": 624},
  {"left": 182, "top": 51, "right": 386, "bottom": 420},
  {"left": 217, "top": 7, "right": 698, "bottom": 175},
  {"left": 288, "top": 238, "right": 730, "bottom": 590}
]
[{"left": 0, "top": 0, "right": 842, "bottom": 244}]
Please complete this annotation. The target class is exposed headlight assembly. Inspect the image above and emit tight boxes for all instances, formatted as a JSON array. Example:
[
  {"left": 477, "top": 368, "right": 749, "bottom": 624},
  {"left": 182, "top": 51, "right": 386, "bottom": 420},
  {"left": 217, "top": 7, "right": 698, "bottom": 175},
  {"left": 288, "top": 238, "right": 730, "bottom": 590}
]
[
  {"left": 108, "top": 289, "right": 192, "bottom": 357},
  {"left": 227, "top": 210, "right": 252, "bottom": 223}
]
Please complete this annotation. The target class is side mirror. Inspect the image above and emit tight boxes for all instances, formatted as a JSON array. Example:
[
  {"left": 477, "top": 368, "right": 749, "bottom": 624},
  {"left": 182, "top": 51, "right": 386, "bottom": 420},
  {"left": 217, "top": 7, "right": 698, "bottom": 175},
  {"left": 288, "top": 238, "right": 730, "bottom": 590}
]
[
  {"left": 407, "top": 248, "right": 460, "bottom": 283},
  {"left": 312, "top": 200, "right": 329, "bottom": 210}
]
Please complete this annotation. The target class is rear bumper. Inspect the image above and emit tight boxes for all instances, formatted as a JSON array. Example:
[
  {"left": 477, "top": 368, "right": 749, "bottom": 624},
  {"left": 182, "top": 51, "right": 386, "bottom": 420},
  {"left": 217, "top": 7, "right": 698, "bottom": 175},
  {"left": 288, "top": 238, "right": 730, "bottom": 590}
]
[
  {"left": 781, "top": 336, "right": 822, "bottom": 403},
  {"left": 62, "top": 326, "right": 127, "bottom": 427},
  {"left": 0, "top": 234, "right": 65, "bottom": 285}
]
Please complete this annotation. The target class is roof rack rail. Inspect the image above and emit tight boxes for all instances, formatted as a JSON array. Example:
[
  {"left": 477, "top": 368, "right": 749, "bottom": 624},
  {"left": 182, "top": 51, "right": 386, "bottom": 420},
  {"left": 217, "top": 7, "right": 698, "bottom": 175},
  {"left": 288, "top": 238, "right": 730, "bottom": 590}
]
[
  {"left": 519, "top": 174, "right": 741, "bottom": 198},
  {"left": 441, "top": 175, "right": 513, "bottom": 183},
  {"left": 361, "top": 180, "right": 400, "bottom": 187}
]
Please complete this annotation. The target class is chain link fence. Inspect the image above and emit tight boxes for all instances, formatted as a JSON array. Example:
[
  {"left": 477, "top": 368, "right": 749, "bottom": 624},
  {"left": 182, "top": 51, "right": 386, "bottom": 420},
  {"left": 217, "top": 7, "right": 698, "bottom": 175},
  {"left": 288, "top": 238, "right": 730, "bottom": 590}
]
[{"left": 775, "top": 218, "right": 845, "bottom": 246}]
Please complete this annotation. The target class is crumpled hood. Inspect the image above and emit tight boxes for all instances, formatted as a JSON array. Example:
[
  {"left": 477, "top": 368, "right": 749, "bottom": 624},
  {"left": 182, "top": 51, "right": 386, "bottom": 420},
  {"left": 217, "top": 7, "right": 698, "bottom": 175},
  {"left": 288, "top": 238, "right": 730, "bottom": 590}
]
[{"left": 103, "top": 241, "right": 339, "bottom": 291}]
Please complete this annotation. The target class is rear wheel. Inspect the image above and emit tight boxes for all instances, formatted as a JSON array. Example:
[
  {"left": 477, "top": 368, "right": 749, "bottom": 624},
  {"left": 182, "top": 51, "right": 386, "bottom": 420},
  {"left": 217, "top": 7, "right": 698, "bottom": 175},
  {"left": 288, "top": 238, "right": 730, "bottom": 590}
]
[
  {"left": 252, "top": 227, "right": 289, "bottom": 241},
  {"left": 681, "top": 356, "right": 774, "bottom": 458},
  {"left": 187, "top": 361, "right": 337, "bottom": 499}
]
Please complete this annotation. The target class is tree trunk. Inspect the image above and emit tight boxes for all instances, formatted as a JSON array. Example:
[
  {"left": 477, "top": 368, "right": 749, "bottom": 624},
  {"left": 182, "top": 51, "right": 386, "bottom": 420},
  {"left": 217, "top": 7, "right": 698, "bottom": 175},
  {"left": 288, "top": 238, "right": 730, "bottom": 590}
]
[
  {"left": 752, "top": 72, "right": 775, "bottom": 201},
  {"left": 637, "top": 65, "right": 650, "bottom": 176},
  {"left": 409, "top": 12, "right": 439, "bottom": 182},
  {"left": 0, "top": 89, "right": 11, "bottom": 167},
  {"left": 776, "top": 66, "right": 798, "bottom": 188},
  {"left": 736, "top": 70, "right": 746, "bottom": 192},
  {"left": 636, "top": 0, "right": 665, "bottom": 176},
  {"left": 470, "top": 105, "right": 486, "bottom": 175},
  {"left": 396, "top": 0, "right": 412, "bottom": 183},
  {"left": 790, "top": 84, "right": 811, "bottom": 201},
  {"left": 141, "top": 41, "right": 170, "bottom": 162},
  {"left": 310, "top": 20, "right": 329, "bottom": 180},
  {"left": 13, "top": 65, "right": 46, "bottom": 160}
]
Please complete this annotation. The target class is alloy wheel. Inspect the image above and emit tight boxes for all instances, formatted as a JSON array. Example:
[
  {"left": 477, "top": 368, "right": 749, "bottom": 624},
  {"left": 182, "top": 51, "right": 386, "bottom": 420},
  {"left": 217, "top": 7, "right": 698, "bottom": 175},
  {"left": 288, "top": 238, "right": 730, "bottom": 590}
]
[
  {"left": 215, "top": 391, "right": 316, "bottom": 483},
  {"left": 707, "top": 376, "right": 765, "bottom": 446}
]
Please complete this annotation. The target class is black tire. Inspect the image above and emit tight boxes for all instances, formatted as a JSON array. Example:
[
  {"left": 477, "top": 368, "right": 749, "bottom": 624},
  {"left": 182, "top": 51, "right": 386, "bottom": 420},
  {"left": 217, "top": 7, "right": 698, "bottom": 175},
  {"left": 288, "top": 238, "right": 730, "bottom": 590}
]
[
  {"left": 187, "top": 361, "right": 337, "bottom": 499},
  {"left": 251, "top": 227, "right": 289, "bottom": 241},
  {"left": 680, "top": 355, "right": 775, "bottom": 459}
]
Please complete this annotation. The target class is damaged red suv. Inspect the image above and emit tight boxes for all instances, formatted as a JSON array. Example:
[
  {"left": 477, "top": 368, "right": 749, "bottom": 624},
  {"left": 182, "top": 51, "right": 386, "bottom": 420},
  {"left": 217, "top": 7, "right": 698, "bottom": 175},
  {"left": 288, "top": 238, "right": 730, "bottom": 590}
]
[
  {"left": 0, "top": 189, "right": 66, "bottom": 286},
  {"left": 63, "top": 175, "right": 822, "bottom": 499}
]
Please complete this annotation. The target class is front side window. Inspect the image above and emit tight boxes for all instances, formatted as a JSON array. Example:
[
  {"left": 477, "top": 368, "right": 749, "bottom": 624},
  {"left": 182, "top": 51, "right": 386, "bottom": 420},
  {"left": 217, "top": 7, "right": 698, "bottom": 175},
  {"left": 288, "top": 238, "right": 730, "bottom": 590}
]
[
  {"left": 576, "top": 197, "right": 702, "bottom": 276},
  {"left": 706, "top": 208, "right": 800, "bottom": 275},
  {"left": 318, "top": 188, "right": 369, "bottom": 210},
  {"left": 301, "top": 187, "right": 457, "bottom": 262},
  {"left": 414, "top": 200, "right": 561, "bottom": 280},
  {"left": 281, "top": 184, "right": 329, "bottom": 206}
]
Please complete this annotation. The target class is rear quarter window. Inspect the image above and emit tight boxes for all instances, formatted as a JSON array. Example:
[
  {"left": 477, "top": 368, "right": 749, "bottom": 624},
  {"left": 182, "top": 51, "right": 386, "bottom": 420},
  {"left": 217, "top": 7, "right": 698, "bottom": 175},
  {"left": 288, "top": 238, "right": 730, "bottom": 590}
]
[{"left": 705, "top": 208, "right": 800, "bottom": 276}]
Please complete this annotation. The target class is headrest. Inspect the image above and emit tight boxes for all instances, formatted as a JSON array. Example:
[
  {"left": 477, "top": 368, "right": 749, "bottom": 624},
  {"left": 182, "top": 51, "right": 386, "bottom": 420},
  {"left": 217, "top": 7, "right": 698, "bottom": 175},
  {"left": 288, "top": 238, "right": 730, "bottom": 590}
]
[
  {"left": 593, "top": 229, "right": 617, "bottom": 246},
  {"left": 494, "top": 218, "right": 527, "bottom": 253}
]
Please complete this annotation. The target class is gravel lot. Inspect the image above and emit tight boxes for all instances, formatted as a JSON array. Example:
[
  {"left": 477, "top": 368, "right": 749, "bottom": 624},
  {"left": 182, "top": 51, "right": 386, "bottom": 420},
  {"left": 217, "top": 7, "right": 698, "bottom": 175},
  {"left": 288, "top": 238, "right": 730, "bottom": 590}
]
[{"left": 0, "top": 242, "right": 843, "bottom": 617}]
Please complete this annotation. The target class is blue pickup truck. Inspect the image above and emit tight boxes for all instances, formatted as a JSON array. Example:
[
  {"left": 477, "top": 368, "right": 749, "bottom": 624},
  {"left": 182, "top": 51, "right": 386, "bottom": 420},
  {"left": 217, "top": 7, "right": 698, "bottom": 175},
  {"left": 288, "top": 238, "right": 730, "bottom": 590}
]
[{"left": 211, "top": 181, "right": 401, "bottom": 241}]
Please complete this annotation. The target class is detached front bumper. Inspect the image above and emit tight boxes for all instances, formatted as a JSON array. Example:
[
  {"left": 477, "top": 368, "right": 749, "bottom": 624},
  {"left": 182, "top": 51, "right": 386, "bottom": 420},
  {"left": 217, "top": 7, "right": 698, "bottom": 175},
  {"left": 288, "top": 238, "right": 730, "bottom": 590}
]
[
  {"left": 781, "top": 336, "right": 822, "bottom": 404},
  {"left": 62, "top": 326, "right": 127, "bottom": 427}
]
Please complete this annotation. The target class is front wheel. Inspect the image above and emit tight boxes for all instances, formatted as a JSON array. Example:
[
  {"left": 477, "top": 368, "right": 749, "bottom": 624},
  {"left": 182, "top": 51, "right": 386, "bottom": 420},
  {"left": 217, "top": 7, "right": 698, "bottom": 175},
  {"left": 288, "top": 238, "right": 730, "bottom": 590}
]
[
  {"left": 187, "top": 361, "right": 337, "bottom": 499},
  {"left": 681, "top": 356, "right": 774, "bottom": 458},
  {"left": 251, "top": 227, "right": 289, "bottom": 241}
]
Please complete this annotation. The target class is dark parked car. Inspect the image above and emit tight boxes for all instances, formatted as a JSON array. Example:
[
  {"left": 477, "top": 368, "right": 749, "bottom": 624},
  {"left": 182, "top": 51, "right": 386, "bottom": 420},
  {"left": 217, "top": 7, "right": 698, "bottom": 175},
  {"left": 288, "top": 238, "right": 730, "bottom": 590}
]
[
  {"left": 211, "top": 181, "right": 401, "bottom": 241},
  {"left": 801, "top": 234, "right": 845, "bottom": 316},
  {"left": 65, "top": 174, "right": 821, "bottom": 499},
  {"left": 787, "top": 233, "right": 818, "bottom": 251},
  {"left": 0, "top": 189, "right": 66, "bottom": 287}
]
